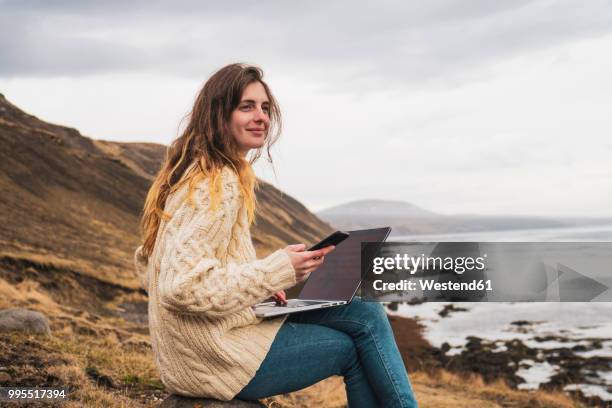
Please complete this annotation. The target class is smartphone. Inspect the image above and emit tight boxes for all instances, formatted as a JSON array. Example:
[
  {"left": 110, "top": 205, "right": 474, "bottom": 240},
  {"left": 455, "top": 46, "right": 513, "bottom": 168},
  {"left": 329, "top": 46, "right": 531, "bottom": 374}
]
[{"left": 308, "top": 231, "right": 350, "bottom": 251}]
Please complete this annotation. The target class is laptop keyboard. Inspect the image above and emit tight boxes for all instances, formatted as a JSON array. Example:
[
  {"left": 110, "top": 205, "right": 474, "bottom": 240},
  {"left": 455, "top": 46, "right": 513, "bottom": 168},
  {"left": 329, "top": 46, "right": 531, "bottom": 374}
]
[{"left": 284, "top": 301, "right": 325, "bottom": 308}]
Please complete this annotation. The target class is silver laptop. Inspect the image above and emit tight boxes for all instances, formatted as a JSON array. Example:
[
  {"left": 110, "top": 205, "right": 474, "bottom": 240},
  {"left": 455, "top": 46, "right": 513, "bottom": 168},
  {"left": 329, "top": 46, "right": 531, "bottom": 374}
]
[{"left": 252, "top": 227, "right": 392, "bottom": 318}]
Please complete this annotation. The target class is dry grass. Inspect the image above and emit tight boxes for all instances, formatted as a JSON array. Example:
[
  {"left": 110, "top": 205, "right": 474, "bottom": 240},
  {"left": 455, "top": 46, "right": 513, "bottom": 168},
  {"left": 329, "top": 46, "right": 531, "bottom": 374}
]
[
  {"left": 0, "top": 273, "right": 589, "bottom": 408},
  {"left": 0, "top": 274, "right": 162, "bottom": 407},
  {"left": 261, "top": 376, "right": 348, "bottom": 407},
  {"left": 257, "top": 369, "right": 585, "bottom": 408},
  {"left": 0, "top": 328, "right": 163, "bottom": 407},
  {"left": 410, "top": 370, "right": 585, "bottom": 408},
  {"left": 0, "top": 276, "right": 62, "bottom": 312},
  {"left": 0, "top": 274, "right": 587, "bottom": 408}
]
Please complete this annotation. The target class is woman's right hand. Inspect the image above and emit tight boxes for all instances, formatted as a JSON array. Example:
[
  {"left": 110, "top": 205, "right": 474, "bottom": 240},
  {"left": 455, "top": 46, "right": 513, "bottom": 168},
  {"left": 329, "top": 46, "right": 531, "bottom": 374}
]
[{"left": 284, "top": 244, "right": 336, "bottom": 283}]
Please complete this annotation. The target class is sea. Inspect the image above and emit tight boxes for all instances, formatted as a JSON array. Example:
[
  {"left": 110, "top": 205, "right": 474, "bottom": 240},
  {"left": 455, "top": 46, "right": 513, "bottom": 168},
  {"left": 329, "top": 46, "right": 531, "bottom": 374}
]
[{"left": 388, "top": 224, "right": 612, "bottom": 402}]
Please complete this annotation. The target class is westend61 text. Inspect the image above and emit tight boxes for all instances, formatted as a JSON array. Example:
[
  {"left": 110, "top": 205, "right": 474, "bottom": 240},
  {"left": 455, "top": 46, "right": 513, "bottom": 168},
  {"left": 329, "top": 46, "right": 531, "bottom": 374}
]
[{"left": 373, "top": 279, "right": 493, "bottom": 291}]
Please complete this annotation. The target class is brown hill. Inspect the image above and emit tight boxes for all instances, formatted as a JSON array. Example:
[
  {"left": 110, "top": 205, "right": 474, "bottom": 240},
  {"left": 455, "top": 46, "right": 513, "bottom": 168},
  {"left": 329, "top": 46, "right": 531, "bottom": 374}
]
[
  {"left": 0, "top": 92, "right": 333, "bottom": 291},
  {"left": 95, "top": 139, "right": 332, "bottom": 258}
]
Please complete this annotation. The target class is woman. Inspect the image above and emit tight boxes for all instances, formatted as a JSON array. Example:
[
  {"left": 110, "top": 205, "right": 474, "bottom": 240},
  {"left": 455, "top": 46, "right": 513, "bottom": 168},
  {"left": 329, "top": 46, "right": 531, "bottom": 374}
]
[{"left": 134, "top": 63, "right": 418, "bottom": 407}]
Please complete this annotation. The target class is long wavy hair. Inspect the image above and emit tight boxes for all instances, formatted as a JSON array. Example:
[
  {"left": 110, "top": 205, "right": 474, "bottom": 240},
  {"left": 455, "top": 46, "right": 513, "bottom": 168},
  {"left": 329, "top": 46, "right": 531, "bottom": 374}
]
[{"left": 139, "top": 63, "right": 282, "bottom": 258}]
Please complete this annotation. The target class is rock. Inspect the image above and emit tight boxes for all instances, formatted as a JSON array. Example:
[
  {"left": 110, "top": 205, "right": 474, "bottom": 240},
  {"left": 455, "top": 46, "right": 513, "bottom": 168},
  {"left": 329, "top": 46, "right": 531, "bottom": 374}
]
[
  {"left": 0, "top": 308, "right": 51, "bottom": 335},
  {"left": 85, "top": 366, "right": 115, "bottom": 389},
  {"left": 158, "top": 395, "right": 264, "bottom": 408}
]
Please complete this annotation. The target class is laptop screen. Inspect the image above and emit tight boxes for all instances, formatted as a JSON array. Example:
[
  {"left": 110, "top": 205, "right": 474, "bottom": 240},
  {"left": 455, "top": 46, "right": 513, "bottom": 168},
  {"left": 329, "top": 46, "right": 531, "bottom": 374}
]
[{"left": 298, "top": 227, "right": 391, "bottom": 301}]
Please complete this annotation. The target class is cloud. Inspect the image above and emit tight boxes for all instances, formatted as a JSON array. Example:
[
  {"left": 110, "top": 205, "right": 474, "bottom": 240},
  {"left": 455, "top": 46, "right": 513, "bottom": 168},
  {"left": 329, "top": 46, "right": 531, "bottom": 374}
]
[
  {"left": 2, "top": 0, "right": 612, "bottom": 92},
  {"left": 2, "top": 0, "right": 611, "bottom": 217}
]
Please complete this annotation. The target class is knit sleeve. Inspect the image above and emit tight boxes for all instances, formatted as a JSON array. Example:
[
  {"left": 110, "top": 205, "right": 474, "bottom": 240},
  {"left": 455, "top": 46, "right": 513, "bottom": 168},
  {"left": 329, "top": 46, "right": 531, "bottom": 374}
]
[
  {"left": 157, "top": 171, "right": 297, "bottom": 317},
  {"left": 134, "top": 245, "right": 150, "bottom": 294}
]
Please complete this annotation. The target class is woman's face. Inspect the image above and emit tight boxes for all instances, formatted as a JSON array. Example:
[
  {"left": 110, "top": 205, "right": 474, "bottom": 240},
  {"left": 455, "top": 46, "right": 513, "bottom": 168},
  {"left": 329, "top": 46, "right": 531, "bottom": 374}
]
[{"left": 229, "top": 81, "right": 271, "bottom": 156}]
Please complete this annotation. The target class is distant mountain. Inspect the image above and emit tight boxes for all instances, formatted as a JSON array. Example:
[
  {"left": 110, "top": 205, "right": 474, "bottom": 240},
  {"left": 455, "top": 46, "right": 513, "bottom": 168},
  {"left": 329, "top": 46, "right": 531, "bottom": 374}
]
[
  {"left": 0, "top": 92, "right": 332, "bottom": 291},
  {"left": 318, "top": 199, "right": 612, "bottom": 236},
  {"left": 318, "top": 199, "right": 437, "bottom": 218}
]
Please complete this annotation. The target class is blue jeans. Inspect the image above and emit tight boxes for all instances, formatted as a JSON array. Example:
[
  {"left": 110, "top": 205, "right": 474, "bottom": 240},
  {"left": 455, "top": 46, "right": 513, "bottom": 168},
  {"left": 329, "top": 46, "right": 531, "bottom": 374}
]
[{"left": 236, "top": 297, "right": 418, "bottom": 407}]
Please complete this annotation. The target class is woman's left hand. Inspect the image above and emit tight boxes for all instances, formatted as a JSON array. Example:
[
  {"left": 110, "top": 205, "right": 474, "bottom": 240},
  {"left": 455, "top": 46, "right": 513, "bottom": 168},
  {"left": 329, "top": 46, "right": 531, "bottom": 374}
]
[{"left": 272, "top": 290, "right": 287, "bottom": 304}]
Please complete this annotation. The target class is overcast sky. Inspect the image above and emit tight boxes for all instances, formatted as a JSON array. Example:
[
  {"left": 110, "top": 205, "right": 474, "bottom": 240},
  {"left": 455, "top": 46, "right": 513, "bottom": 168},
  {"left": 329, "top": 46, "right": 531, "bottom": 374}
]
[{"left": 1, "top": 0, "right": 611, "bottom": 217}]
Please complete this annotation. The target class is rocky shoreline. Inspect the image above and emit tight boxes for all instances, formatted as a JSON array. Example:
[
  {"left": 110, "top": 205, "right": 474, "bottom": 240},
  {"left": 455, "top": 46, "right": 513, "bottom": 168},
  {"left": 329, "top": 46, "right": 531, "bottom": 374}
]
[{"left": 388, "top": 303, "right": 612, "bottom": 407}]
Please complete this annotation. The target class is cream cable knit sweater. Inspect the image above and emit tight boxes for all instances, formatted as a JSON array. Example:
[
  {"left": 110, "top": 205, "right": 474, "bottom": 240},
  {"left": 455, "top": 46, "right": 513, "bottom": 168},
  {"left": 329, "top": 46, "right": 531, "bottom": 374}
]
[{"left": 133, "top": 166, "right": 297, "bottom": 400}]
